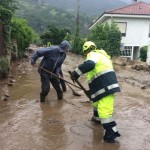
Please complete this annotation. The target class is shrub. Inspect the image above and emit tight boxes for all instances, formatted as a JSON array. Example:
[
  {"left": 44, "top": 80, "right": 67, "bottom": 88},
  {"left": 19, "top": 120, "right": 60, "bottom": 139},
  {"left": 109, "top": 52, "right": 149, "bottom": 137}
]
[
  {"left": 88, "top": 22, "right": 121, "bottom": 57},
  {"left": 11, "top": 17, "right": 36, "bottom": 58},
  {"left": 0, "top": 56, "right": 9, "bottom": 78},
  {"left": 72, "top": 36, "right": 86, "bottom": 54},
  {"left": 139, "top": 46, "right": 148, "bottom": 62}
]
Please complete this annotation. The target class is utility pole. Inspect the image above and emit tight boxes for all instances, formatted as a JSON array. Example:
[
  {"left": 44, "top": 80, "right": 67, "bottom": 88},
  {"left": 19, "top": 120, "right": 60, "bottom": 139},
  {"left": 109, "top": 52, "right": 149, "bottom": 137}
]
[
  {"left": 73, "top": 0, "right": 80, "bottom": 52},
  {"left": 76, "top": 0, "right": 80, "bottom": 37}
]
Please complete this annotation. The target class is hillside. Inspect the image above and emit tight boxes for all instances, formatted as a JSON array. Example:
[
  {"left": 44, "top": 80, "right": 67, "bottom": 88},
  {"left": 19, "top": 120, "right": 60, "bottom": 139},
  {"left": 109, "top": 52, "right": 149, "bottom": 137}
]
[
  {"left": 15, "top": 1, "right": 92, "bottom": 35},
  {"left": 15, "top": 0, "right": 128, "bottom": 35},
  {"left": 24, "top": 0, "right": 127, "bottom": 16}
]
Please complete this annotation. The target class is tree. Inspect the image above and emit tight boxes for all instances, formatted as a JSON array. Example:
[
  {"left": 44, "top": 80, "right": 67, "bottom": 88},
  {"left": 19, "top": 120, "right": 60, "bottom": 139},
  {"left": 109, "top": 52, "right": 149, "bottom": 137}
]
[
  {"left": 0, "top": 5, "right": 12, "bottom": 78},
  {"left": 107, "top": 23, "right": 122, "bottom": 57},
  {"left": 72, "top": 36, "right": 86, "bottom": 54},
  {"left": 88, "top": 23, "right": 109, "bottom": 52},
  {"left": 88, "top": 22, "right": 121, "bottom": 57},
  {"left": 0, "top": 0, "right": 16, "bottom": 11},
  {"left": 72, "top": 0, "right": 83, "bottom": 54},
  {"left": 11, "top": 17, "right": 36, "bottom": 57},
  {"left": 40, "top": 24, "right": 70, "bottom": 45}
]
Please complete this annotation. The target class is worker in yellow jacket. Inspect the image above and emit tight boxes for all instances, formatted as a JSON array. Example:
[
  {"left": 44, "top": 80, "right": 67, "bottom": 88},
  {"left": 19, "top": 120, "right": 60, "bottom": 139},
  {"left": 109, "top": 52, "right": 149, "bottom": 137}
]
[{"left": 70, "top": 41, "right": 121, "bottom": 143}]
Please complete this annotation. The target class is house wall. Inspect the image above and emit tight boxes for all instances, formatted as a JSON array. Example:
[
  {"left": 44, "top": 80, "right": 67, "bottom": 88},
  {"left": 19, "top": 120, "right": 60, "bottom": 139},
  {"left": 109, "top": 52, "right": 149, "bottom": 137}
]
[{"left": 105, "top": 17, "right": 150, "bottom": 47}]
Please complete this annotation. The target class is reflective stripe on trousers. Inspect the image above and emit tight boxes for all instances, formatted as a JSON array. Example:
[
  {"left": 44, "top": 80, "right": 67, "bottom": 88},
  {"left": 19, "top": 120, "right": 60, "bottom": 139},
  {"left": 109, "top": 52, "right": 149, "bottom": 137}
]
[{"left": 91, "top": 84, "right": 119, "bottom": 99}]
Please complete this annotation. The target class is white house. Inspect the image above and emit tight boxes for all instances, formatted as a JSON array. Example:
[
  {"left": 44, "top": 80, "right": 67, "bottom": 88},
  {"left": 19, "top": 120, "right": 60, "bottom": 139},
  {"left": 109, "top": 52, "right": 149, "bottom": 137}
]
[{"left": 89, "top": 1, "right": 150, "bottom": 60}]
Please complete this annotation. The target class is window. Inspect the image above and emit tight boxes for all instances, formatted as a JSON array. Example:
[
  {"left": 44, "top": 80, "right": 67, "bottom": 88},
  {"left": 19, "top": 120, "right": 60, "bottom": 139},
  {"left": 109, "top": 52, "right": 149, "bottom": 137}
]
[
  {"left": 115, "top": 22, "right": 127, "bottom": 36},
  {"left": 120, "top": 46, "right": 132, "bottom": 57}
]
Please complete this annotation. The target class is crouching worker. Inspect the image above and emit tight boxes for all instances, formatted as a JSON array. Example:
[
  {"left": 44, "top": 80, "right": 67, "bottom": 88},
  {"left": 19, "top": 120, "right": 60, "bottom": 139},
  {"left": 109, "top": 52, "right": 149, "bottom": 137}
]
[
  {"left": 31, "top": 40, "right": 71, "bottom": 102},
  {"left": 69, "top": 41, "right": 121, "bottom": 143}
]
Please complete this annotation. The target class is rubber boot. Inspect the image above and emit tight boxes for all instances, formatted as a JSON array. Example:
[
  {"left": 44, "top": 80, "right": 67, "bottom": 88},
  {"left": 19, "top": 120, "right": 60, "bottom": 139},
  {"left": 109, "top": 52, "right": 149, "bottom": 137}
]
[
  {"left": 60, "top": 79, "right": 67, "bottom": 92},
  {"left": 57, "top": 91, "right": 63, "bottom": 100},
  {"left": 103, "top": 121, "right": 121, "bottom": 143},
  {"left": 40, "top": 93, "right": 45, "bottom": 103},
  {"left": 91, "top": 109, "right": 101, "bottom": 124}
]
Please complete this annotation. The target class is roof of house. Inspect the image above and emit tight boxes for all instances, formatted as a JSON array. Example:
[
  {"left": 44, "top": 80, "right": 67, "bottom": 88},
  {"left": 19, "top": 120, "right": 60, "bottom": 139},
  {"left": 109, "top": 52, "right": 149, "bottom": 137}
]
[
  {"left": 89, "top": 1, "right": 150, "bottom": 29},
  {"left": 106, "top": 1, "right": 150, "bottom": 15}
]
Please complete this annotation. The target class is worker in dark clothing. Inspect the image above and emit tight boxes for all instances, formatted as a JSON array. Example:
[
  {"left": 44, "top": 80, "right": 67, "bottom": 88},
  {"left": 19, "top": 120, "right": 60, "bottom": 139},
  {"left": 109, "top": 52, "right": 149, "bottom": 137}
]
[{"left": 31, "top": 40, "right": 71, "bottom": 102}]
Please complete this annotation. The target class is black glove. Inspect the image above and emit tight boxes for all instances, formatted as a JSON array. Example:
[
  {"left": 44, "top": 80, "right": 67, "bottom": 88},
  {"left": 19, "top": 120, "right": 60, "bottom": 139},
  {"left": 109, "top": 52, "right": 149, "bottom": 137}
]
[{"left": 69, "top": 71, "right": 80, "bottom": 83}]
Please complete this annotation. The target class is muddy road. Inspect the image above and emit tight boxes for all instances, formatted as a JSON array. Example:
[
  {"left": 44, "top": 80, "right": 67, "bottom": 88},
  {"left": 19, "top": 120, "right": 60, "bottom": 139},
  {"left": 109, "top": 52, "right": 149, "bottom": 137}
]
[{"left": 0, "top": 53, "right": 150, "bottom": 150}]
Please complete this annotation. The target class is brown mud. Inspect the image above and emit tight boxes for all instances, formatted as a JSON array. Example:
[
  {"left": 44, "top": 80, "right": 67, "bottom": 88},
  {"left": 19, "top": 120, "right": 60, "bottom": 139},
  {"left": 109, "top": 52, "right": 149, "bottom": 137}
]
[{"left": 0, "top": 53, "right": 150, "bottom": 150}]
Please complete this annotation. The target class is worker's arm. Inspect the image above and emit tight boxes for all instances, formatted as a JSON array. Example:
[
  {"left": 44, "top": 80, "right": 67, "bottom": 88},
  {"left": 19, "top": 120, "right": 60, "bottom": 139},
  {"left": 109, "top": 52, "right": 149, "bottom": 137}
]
[
  {"left": 31, "top": 47, "right": 52, "bottom": 65},
  {"left": 75, "top": 60, "right": 95, "bottom": 75},
  {"left": 70, "top": 52, "right": 99, "bottom": 81},
  {"left": 70, "top": 60, "right": 95, "bottom": 81}
]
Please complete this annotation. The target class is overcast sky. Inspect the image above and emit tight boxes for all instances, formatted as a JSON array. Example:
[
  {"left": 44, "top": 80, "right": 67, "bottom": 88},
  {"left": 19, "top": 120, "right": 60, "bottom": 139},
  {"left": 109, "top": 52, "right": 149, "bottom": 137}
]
[{"left": 121, "top": 0, "right": 150, "bottom": 3}]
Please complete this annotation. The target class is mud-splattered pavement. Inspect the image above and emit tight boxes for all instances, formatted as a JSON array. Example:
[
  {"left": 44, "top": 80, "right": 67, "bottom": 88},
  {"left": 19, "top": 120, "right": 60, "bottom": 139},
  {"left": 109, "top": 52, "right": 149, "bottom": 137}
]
[{"left": 0, "top": 53, "right": 150, "bottom": 150}]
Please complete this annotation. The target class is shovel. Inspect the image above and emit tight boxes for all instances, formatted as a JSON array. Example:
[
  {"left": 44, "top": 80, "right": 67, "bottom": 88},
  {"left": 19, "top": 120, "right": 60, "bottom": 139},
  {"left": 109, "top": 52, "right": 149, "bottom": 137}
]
[
  {"left": 66, "top": 82, "right": 81, "bottom": 96},
  {"left": 35, "top": 65, "right": 81, "bottom": 96},
  {"left": 68, "top": 71, "right": 91, "bottom": 99}
]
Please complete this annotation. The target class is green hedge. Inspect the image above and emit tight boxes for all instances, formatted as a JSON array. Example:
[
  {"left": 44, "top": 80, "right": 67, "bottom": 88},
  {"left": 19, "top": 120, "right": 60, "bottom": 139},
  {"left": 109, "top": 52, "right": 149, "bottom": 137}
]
[
  {"left": 0, "top": 56, "right": 9, "bottom": 78},
  {"left": 88, "top": 23, "right": 121, "bottom": 57},
  {"left": 0, "top": 6, "right": 12, "bottom": 50},
  {"left": 139, "top": 46, "right": 148, "bottom": 62}
]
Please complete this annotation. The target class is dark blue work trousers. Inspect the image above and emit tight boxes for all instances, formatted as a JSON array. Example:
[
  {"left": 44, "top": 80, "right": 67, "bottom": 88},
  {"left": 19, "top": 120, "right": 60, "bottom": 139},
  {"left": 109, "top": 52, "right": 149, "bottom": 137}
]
[{"left": 40, "top": 75, "right": 63, "bottom": 99}]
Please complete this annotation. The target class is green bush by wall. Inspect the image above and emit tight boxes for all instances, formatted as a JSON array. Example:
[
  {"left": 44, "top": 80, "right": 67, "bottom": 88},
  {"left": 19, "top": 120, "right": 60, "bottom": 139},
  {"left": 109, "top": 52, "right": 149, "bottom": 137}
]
[
  {"left": 140, "top": 46, "right": 148, "bottom": 62},
  {"left": 0, "top": 56, "right": 9, "bottom": 78}
]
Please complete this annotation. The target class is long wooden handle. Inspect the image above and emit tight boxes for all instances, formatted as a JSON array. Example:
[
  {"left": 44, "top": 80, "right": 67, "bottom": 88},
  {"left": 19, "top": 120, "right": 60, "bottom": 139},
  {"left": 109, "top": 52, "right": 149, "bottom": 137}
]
[
  {"left": 35, "top": 65, "right": 82, "bottom": 89},
  {"left": 68, "top": 71, "right": 90, "bottom": 99}
]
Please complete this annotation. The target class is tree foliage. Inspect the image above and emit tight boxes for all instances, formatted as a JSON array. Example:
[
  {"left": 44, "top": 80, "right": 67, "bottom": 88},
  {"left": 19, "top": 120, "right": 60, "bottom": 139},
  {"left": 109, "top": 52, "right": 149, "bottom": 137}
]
[
  {"left": 72, "top": 36, "right": 86, "bottom": 54},
  {"left": 0, "top": 5, "right": 12, "bottom": 45},
  {"left": 139, "top": 46, "right": 148, "bottom": 62},
  {"left": 40, "top": 24, "right": 70, "bottom": 45},
  {"left": 107, "top": 24, "right": 122, "bottom": 57},
  {"left": 0, "top": 0, "right": 17, "bottom": 11},
  {"left": 88, "top": 23, "right": 121, "bottom": 57},
  {"left": 15, "top": 1, "right": 91, "bottom": 36},
  {"left": 0, "top": 56, "right": 9, "bottom": 78},
  {"left": 11, "top": 17, "right": 36, "bottom": 57}
]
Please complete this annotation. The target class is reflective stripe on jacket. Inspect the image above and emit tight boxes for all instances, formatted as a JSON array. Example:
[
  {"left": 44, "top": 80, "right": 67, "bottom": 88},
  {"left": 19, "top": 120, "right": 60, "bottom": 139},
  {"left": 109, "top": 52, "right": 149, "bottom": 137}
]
[{"left": 86, "top": 49, "right": 120, "bottom": 102}]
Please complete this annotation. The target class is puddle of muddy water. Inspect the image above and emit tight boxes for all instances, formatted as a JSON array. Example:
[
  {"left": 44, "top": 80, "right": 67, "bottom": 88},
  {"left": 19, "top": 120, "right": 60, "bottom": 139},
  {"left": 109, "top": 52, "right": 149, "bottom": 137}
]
[{"left": 0, "top": 55, "right": 150, "bottom": 150}]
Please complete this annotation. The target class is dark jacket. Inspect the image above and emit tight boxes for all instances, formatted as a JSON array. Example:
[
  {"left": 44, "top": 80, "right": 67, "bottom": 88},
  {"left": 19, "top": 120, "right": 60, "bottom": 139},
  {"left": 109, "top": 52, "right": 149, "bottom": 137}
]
[
  {"left": 31, "top": 46, "right": 66, "bottom": 77},
  {"left": 31, "top": 40, "right": 71, "bottom": 77}
]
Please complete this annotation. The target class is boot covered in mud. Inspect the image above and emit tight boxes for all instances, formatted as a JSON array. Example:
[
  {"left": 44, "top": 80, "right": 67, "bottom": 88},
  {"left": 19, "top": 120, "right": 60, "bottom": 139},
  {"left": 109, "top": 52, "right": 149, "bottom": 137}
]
[
  {"left": 91, "top": 109, "right": 101, "bottom": 124},
  {"left": 103, "top": 121, "right": 121, "bottom": 143},
  {"left": 60, "top": 79, "right": 67, "bottom": 92},
  {"left": 40, "top": 93, "right": 45, "bottom": 102},
  {"left": 57, "top": 91, "right": 63, "bottom": 100}
]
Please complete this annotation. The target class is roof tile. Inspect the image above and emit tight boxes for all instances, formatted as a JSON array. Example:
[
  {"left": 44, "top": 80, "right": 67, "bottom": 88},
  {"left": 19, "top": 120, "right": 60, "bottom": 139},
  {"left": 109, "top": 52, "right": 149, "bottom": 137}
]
[{"left": 106, "top": 2, "right": 150, "bottom": 15}]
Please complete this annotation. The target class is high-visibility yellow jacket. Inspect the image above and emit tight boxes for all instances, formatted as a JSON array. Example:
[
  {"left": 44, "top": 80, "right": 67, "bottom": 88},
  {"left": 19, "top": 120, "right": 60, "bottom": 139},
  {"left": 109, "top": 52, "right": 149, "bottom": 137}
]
[{"left": 75, "top": 49, "right": 120, "bottom": 102}]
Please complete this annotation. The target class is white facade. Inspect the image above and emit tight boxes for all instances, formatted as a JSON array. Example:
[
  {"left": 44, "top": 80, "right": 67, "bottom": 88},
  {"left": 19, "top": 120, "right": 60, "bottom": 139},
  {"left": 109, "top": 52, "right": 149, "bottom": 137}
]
[
  {"left": 105, "top": 17, "right": 150, "bottom": 46},
  {"left": 90, "top": 14, "right": 150, "bottom": 60}
]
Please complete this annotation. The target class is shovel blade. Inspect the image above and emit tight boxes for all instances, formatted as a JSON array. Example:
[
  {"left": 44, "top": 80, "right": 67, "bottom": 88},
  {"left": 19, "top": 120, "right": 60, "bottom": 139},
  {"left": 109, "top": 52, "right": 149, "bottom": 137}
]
[{"left": 72, "top": 91, "right": 81, "bottom": 96}]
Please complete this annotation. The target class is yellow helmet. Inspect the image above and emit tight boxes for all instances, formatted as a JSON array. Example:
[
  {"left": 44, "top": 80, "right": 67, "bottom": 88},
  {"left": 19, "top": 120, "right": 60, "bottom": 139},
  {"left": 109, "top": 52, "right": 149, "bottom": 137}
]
[{"left": 83, "top": 41, "right": 96, "bottom": 53}]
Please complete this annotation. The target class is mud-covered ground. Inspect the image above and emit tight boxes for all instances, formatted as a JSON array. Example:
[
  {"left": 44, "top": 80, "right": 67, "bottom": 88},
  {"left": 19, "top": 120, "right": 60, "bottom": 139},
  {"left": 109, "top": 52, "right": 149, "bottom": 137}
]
[{"left": 0, "top": 53, "right": 150, "bottom": 150}]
